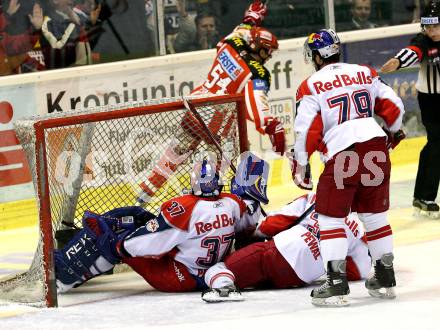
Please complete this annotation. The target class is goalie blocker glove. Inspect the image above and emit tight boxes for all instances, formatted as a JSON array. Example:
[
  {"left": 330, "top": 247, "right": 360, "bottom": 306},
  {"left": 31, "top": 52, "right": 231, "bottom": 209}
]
[
  {"left": 264, "top": 118, "right": 286, "bottom": 155},
  {"left": 243, "top": 0, "right": 268, "bottom": 26}
]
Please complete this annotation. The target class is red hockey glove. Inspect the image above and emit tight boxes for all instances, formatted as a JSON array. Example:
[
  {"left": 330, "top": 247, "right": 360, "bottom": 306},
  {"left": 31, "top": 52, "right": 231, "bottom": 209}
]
[
  {"left": 264, "top": 118, "right": 286, "bottom": 155},
  {"left": 383, "top": 127, "right": 406, "bottom": 150},
  {"left": 288, "top": 151, "right": 313, "bottom": 190},
  {"left": 243, "top": 0, "right": 268, "bottom": 26}
]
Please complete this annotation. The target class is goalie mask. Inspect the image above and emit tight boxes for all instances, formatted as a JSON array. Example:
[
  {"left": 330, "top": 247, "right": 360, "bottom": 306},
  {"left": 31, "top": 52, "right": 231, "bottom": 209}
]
[
  {"left": 304, "top": 29, "right": 340, "bottom": 64},
  {"left": 421, "top": 1, "right": 440, "bottom": 28},
  {"left": 231, "top": 152, "right": 269, "bottom": 204},
  {"left": 190, "top": 159, "right": 221, "bottom": 197}
]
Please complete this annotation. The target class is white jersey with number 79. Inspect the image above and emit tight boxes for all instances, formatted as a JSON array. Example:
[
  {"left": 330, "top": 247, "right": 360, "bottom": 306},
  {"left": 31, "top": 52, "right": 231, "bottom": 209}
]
[{"left": 294, "top": 62, "right": 404, "bottom": 166}]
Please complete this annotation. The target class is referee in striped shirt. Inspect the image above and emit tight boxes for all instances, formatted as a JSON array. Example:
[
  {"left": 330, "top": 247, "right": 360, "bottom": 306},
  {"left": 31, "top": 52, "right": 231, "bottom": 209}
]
[{"left": 381, "top": 0, "right": 440, "bottom": 216}]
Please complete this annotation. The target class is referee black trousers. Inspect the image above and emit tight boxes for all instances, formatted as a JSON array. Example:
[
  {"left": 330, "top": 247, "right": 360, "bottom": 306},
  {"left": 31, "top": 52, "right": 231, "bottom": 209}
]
[{"left": 414, "top": 92, "right": 440, "bottom": 201}]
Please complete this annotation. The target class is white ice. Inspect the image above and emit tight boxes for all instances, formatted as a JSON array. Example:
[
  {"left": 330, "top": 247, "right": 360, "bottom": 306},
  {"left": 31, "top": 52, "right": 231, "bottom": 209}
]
[{"left": 1, "top": 238, "right": 439, "bottom": 330}]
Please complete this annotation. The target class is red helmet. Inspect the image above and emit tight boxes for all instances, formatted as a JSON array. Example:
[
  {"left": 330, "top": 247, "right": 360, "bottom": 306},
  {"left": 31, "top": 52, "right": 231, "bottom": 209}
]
[{"left": 248, "top": 27, "right": 279, "bottom": 56}]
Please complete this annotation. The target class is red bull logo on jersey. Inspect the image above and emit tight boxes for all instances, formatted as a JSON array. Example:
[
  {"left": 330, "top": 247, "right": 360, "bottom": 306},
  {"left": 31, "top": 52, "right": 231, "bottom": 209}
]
[
  {"left": 313, "top": 72, "right": 373, "bottom": 94},
  {"left": 218, "top": 49, "right": 243, "bottom": 80},
  {"left": 195, "top": 214, "right": 235, "bottom": 235}
]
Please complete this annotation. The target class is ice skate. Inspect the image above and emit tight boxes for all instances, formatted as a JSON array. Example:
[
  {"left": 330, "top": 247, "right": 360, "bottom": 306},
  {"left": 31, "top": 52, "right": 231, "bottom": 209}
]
[
  {"left": 413, "top": 199, "right": 439, "bottom": 219},
  {"left": 201, "top": 285, "right": 244, "bottom": 303},
  {"left": 311, "top": 260, "right": 350, "bottom": 307},
  {"left": 365, "top": 253, "right": 396, "bottom": 299}
]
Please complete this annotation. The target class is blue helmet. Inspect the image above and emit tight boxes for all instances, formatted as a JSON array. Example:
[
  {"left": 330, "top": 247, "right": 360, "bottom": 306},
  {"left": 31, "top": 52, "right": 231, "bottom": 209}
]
[
  {"left": 231, "top": 152, "right": 269, "bottom": 204},
  {"left": 303, "top": 29, "right": 340, "bottom": 63},
  {"left": 190, "top": 159, "right": 221, "bottom": 197}
]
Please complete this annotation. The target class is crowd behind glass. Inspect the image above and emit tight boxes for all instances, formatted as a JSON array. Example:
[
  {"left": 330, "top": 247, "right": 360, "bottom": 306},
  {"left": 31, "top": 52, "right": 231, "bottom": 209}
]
[{"left": 0, "top": 0, "right": 427, "bottom": 76}]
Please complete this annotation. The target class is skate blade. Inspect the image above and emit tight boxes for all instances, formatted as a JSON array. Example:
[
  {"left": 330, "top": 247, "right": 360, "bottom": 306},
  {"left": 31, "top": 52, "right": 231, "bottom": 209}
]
[
  {"left": 413, "top": 208, "right": 440, "bottom": 219},
  {"left": 368, "top": 287, "right": 396, "bottom": 299},
  {"left": 202, "top": 292, "right": 245, "bottom": 303},
  {"left": 311, "top": 295, "right": 350, "bottom": 307}
]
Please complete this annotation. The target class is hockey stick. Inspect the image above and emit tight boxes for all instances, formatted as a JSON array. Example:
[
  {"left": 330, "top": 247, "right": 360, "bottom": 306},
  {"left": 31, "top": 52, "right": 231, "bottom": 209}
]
[
  {"left": 286, "top": 203, "right": 315, "bottom": 230},
  {"left": 182, "top": 97, "right": 237, "bottom": 173},
  {"left": 135, "top": 98, "right": 236, "bottom": 207}
]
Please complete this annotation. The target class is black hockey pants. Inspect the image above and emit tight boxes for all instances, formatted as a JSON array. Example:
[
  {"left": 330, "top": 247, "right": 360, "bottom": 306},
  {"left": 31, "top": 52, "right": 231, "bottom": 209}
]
[{"left": 414, "top": 92, "right": 440, "bottom": 201}]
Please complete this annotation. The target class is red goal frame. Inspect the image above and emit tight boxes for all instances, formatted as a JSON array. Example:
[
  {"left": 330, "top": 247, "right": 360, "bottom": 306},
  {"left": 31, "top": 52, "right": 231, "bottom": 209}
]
[{"left": 31, "top": 94, "right": 248, "bottom": 307}]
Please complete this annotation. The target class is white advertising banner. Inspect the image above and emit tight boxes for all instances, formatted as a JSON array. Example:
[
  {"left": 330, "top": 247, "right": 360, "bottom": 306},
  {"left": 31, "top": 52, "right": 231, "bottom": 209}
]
[{"left": 0, "top": 24, "right": 419, "bottom": 203}]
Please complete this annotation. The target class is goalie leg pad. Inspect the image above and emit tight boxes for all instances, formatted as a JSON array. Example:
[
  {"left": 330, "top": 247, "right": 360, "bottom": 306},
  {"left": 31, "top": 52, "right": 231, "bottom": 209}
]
[
  {"left": 55, "top": 210, "right": 135, "bottom": 292},
  {"left": 54, "top": 224, "right": 107, "bottom": 292}
]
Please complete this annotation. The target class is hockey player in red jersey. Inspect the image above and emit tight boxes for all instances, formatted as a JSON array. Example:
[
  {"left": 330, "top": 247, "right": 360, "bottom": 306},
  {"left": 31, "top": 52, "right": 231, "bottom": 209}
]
[
  {"left": 291, "top": 29, "right": 405, "bottom": 306},
  {"left": 201, "top": 191, "right": 371, "bottom": 302},
  {"left": 55, "top": 157, "right": 261, "bottom": 293},
  {"left": 138, "top": 0, "right": 285, "bottom": 203}
]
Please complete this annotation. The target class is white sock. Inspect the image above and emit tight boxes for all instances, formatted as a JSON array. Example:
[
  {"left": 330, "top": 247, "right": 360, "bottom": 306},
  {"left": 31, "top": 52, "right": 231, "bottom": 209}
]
[
  {"left": 359, "top": 212, "right": 393, "bottom": 261},
  {"left": 204, "top": 262, "right": 235, "bottom": 289},
  {"left": 318, "top": 214, "right": 348, "bottom": 266}
]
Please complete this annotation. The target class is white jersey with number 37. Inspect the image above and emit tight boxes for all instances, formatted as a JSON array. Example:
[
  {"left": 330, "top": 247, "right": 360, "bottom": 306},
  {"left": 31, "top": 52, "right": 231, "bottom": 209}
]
[
  {"left": 294, "top": 62, "right": 404, "bottom": 165},
  {"left": 123, "top": 193, "right": 249, "bottom": 276}
]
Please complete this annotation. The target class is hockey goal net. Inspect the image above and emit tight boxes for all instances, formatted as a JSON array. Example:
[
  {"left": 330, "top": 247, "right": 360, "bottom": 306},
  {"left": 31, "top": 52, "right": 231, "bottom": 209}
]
[{"left": 0, "top": 94, "right": 248, "bottom": 307}]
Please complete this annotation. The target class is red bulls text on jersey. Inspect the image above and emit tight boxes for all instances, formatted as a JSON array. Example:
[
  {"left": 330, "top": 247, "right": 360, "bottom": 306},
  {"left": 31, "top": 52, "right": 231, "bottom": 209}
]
[{"left": 294, "top": 62, "right": 404, "bottom": 165}]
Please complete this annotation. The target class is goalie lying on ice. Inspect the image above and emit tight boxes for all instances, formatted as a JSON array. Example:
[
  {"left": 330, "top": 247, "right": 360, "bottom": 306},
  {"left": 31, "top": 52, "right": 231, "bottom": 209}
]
[{"left": 55, "top": 156, "right": 268, "bottom": 293}]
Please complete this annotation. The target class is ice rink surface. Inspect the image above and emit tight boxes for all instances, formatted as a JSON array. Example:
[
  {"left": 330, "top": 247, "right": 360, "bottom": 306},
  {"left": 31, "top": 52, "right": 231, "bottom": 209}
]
[
  {"left": 1, "top": 162, "right": 440, "bottom": 329},
  {"left": 2, "top": 239, "right": 440, "bottom": 330}
]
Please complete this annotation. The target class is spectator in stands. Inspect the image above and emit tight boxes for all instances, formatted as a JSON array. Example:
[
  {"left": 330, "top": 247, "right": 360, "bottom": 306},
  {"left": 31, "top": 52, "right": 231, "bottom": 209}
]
[
  {"left": 40, "top": 0, "right": 101, "bottom": 69},
  {"left": 0, "top": 0, "right": 44, "bottom": 75},
  {"left": 173, "top": 0, "right": 219, "bottom": 53},
  {"left": 73, "top": 0, "right": 104, "bottom": 63},
  {"left": 349, "top": 0, "right": 378, "bottom": 30}
]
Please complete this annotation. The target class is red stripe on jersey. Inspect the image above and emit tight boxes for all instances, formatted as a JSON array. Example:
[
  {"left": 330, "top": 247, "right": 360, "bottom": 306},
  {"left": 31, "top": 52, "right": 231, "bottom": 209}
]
[
  {"left": 160, "top": 195, "right": 200, "bottom": 231},
  {"left": 258, "top": 214, "right": 300, "bottom": 237},
  {"left": 209, "top": 272, "right": 236, "bottom": 288},
  {"left": 258, "top": 194, "right": 310, "bottom": 237},
  {"left": 408, "top": 45, "right": 423, "bottom": 61},
  {"left": 296, "top": 79, "right": 312, "bottom": 103},
  {"left": 220, "top": 192, "right": 247, "bottom": 216},
  {"left": 374, "top": 98, "right": 401, "bottom": 128},
  {"left": 320, "top": 228, "right": 347, "bottom": 241},
  {"left": 306, "top": 113, "right": 327, "bottom": 157}
]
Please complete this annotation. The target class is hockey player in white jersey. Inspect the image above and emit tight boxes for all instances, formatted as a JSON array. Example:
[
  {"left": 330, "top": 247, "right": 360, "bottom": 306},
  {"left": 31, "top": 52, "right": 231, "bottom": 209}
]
[
  {"left": 201, "top": 191, "right": 371, "bottom": 303},
  {"left": 291, "top": 29, "right": 405, "bottom": 306},
  {"left": 55, "top": 157, "right": 263, "bottom": 293}
]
